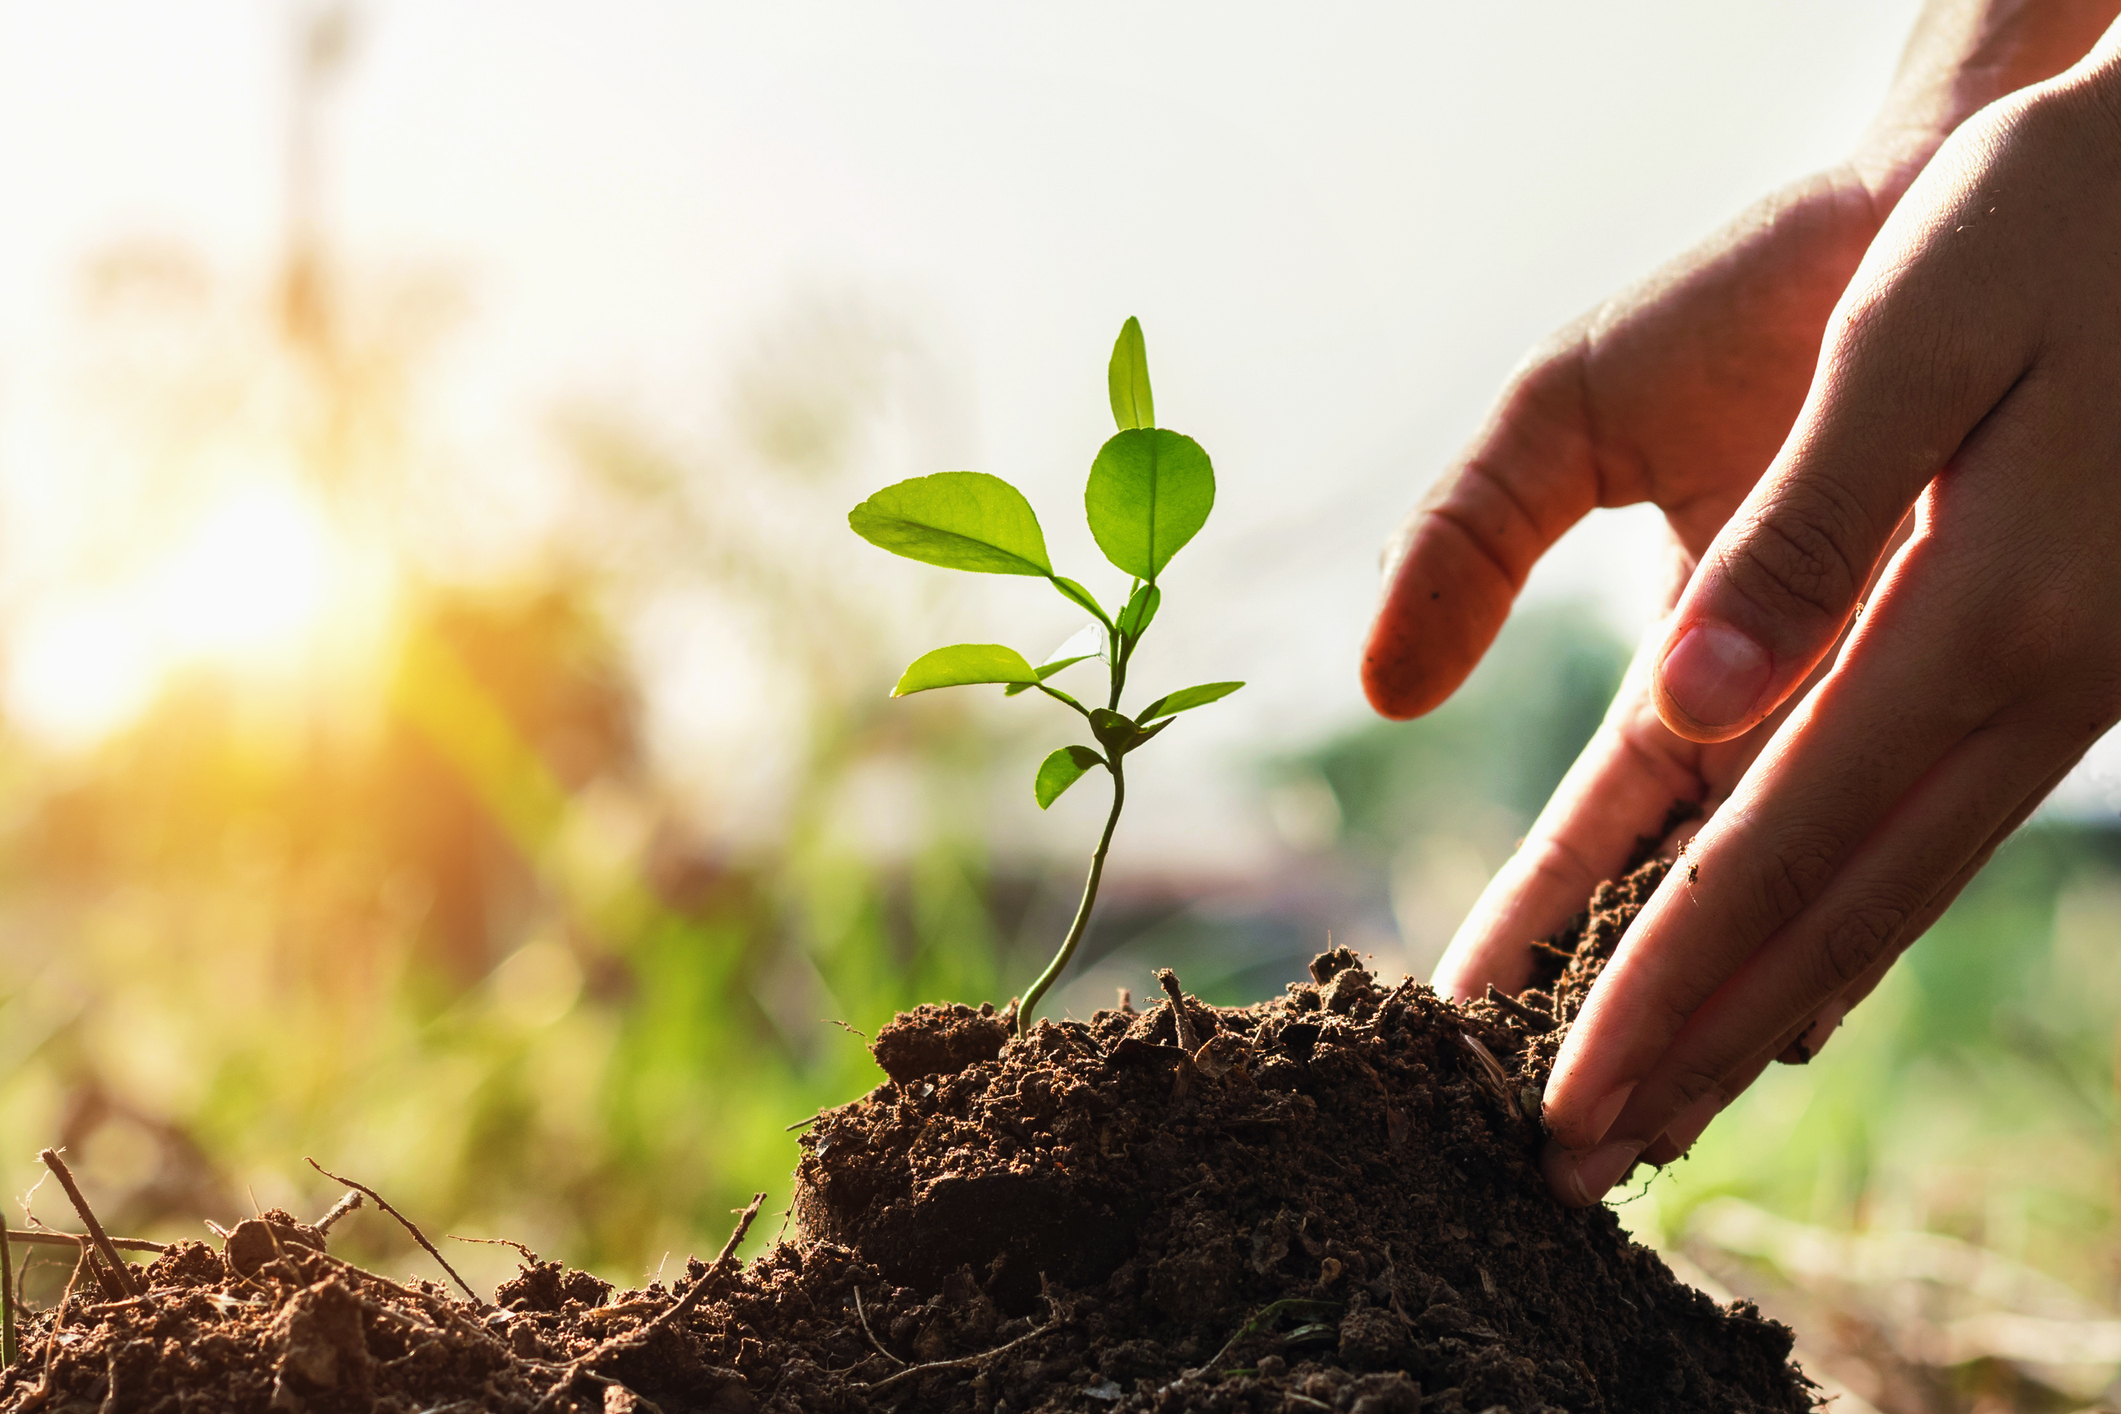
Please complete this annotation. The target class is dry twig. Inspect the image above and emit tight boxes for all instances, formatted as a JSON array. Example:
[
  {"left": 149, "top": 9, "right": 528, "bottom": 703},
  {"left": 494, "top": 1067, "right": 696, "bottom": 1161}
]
[
  {"left": 1483, "top": 984, "right": 1556, "bottom": 1033},
  {"left": 305, "top": 1157, "right": 479, "bottom": 1303},
  {"left": 448, "top": 1234, "right": 541, "bottom": 1265},
  {"left": 315, "top": 1189, "right": 364, "bottom": 1236},
  {"left": 3, "top": 1230, "right": 164, "bottom": 1255},
  {"left": 1156, "top": 969, "right": 1199, "bottom": 1051},
  {"left": 531, "top": 1194, "right": 765, "bottom": 1414},
  {"left": 637, "top": 1192, "right": 763, "bottom": 1340},
  {"left": 37, "top": 1149, "right": 135, "bottom": 1300},
  {"left": 853, "top": 1287, "right": 904, "bottom": 1367},
  {"left": 851, "top": 1320, "right": 1060, "bottom": 1394},
  {"left": 12, "top": 1243, "right": 92, "bottom": 1413}
]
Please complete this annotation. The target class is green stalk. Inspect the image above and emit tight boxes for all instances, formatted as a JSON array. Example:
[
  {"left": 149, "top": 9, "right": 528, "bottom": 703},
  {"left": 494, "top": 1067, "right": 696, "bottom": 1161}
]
[{"left": 1017, "top": 758, "right": 1125, "bottom": 1037}]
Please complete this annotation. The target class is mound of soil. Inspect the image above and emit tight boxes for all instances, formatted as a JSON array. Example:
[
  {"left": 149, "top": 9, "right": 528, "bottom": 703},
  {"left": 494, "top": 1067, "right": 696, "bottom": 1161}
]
[{"left": 0, "top": 858, "right": 1814, "bottom": 1414}]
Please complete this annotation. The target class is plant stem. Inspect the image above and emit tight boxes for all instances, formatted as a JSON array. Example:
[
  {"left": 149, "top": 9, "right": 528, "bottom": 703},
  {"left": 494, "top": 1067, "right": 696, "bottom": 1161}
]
[{"left": 1017, "top": 758, "right": 1125, "bottom": 1037}]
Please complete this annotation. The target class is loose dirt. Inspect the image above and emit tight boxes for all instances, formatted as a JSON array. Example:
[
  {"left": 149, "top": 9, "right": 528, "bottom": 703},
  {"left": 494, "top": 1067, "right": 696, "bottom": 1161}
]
[{"left": 0, "top": 857, "right": 1815, "bottom": 1413}]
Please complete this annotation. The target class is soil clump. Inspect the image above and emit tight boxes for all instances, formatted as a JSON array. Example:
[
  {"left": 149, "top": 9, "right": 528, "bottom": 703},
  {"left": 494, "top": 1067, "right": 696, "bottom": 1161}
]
[{"left": 0, "top": 858, "right": 1815, "bottom": 1413}]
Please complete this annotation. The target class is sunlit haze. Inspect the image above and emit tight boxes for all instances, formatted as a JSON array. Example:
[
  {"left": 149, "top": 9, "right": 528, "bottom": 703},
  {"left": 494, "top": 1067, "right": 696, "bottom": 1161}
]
[{"left": 4, "top": 1, "right": 2004, "bottom": 847}]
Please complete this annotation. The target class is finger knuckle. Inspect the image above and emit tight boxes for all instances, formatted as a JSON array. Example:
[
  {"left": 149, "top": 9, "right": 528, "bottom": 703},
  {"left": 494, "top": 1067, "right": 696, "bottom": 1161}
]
[
  {"left": 1754, "top": 833, "right": 1840, "bottom": 921},
  {"left": 1808, "top": 897, "right": 1910, "bottom": 995},
  {"left": 1660, "top": 1058, "right": 1730, "bottom": 1116},
  {"left": 1519, "top": 835, "right": 1599, "bottom": 900},
  {"left": 1726, "top": 483, "right": 1867, "bottom": 624}
]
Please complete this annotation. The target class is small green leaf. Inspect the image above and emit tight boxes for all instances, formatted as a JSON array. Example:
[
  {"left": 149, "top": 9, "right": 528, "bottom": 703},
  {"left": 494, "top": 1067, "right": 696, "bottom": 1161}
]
[
  {"left": 1129, "top": 717, "right": 1173, "bottom": 750},
  {"left": 1115, "top": 583, "right": 1161, "bottom": 641},
  {"left": 1137, "top": 680, "right": 1244, "bottom": 722},
  {"left": 1002, "top": 653, "right": 1097, "bottom": 696},
  {"left": 1035, "top": 745, "right": 1105, "bottom": 809},
  {"left": 850, "top": 472, "right": 1053, "bottom": 576},
  {"left": 1039, "top": 653, "right": 1099, "bottom": 680},
  {"left": 1107, "top": 316, "right": 1154, "bottom": 431},
  {"left": 1037, "top": 683, "right": 1088, "bottom": 713},
  {"left": 1048, "top": 575, "right": 1112, "bottom": 626},
  {"left": 1085, "top": 429, "right": 1214, "bottom": 582},
  {"left": 1088, "top": 708, "right": 1137, "bottom": 756},
  {"left": 893, "top": 644, "right": 1039, "bottom": 696}
]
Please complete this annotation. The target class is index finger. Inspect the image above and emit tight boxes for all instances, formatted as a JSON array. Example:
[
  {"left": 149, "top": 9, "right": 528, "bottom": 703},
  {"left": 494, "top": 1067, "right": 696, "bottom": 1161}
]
[{"left": 1363, "top": 332, "right": 1604, "bottom": 720}]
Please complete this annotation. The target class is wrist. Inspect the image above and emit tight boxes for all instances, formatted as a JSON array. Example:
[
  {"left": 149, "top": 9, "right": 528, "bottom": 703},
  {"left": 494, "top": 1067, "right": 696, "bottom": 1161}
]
[{"left": 1849, "top": 0, "right": 2121, "bottom": 203}]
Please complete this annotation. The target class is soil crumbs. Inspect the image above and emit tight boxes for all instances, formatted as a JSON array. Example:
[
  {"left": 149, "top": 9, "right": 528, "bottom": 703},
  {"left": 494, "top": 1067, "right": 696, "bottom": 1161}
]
[{"left": 0, "top": 858, "right": 1816, "bottom": 1414}]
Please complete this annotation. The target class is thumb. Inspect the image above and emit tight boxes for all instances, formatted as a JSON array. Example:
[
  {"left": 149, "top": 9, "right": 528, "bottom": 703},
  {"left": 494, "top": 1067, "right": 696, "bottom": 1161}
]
[{"left": 1652, "top": 276, "right": 2025, "bottom": 743}]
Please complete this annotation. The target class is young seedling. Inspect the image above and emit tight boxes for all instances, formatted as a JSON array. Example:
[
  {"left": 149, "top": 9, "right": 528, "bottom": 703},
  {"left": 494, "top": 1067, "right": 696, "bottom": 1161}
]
[{"left": 849, "top": 317, "right": 1242, "bottom": 1037}]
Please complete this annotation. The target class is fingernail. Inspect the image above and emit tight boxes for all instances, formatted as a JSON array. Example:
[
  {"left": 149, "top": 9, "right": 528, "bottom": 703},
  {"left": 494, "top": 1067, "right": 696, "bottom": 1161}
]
[
  {"left": 1659, "top": 1093, "right": 1722, "bottom": 1157},
  {"left": 1659, "top": 622, "right": 1772, "bottom": 732},
  {"left": 1545, "top": 1138, "right": 1645, "bottom": 1208}
]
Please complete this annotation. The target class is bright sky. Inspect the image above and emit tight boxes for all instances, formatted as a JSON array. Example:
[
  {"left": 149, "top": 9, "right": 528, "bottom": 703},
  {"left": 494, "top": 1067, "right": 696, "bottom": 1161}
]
[{"left": 33, "top": 2, "right": 2118, "bottom": 853}]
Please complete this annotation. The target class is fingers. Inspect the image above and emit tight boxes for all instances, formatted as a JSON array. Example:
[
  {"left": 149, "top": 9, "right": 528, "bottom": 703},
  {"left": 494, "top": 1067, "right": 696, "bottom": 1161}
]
[
  {"left": 1559, "top": 675, "right": 2096, "bottom": 1197},
  {"left": 1547, "top": 713, "right": 2086, "bottom": 1205},
  {"left": 1363, "top": 334, "right": 1605, "bottom": 720},
  {"left": 1521, "top": 75, "right": 2121, "bottom": 1210},
  {"left": 1636, "top": 1022, "right": 1802, "bottom": 1167},
  {"left": 1650, "top": 185, "right": 2039, "bottom": 743},
  {"left": 1772, "top": 749, "right": 2085, "bottom": 1065},
  {"left": 1540, "top": 525, "right": 2005, "bottom": 1154},
  {"left": 1431, "top": 641, "right": 1701, "bottom": 999},
  {"left": 1363, "top": 165, "right": 1892, "bottom": 724},
  {"left": 1432, "top": 586, "right": 1842, "bottom": 1003}
]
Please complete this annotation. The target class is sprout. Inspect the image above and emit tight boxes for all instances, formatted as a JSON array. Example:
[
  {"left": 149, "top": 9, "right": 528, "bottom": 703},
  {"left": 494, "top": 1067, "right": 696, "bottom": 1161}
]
[{"left": 848, "top": 318, "right": 1242, "bottom": 1036}]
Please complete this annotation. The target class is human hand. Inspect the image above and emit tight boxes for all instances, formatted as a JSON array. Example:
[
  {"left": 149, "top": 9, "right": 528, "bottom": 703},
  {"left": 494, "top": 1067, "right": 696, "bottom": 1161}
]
[
  {"left": 1358, "top": 1, "right": 2121, "bottom": 1202},
  {"left": 1365, "top": 0, "right": 2121, "bottom": 728},
  {"left": 1537, "top": 31, "right": 2121, "bottom": 1205},
  {"left": 1367, "top": 0, "right": 2121, "bottom": 995}
]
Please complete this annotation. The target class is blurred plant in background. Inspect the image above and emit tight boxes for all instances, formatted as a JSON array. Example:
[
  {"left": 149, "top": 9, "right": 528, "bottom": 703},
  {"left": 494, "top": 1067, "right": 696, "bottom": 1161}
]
[{"left": 0, "top": 2, "right": 1026, "bottom": 1305}]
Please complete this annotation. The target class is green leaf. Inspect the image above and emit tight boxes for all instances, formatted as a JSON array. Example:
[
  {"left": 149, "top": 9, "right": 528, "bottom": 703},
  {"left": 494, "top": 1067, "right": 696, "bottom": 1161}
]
[
  {"left": 1137, "top": 680, "right": 1244, "bottom": 722},
  {"left": 1035, "top": 745, "right": 1105, "bottom": 809},
  {"left": 1002, "top": 652, "right": 1098, "bottom": 696},
  {"left": 892, "top": 644, "right": 1039, "bottom": 696},
  {"left": 1107, "top": 316, "right": 1154, "bottom": 431},
  {"left": 1049, "top": 575, "right": 1112, "bottom": 626},
  {"left": 850, "top": 472, "right": 1053, "bottom": 576},
  {"left": 1088, "top": 708, "right": 1138, "bottom": 756},
  {"left": 1115, "top": 583, "right": 1161, "bottom": 641},
  {"left": 1036, "top": 683, "right": 1088, "bottom": 713},
  {"left": 1085, "top": 429, "right": 1214, "bottom": 582},
  {"left": 1129, "top": 716, "right": 1173, "bottom": 750}
]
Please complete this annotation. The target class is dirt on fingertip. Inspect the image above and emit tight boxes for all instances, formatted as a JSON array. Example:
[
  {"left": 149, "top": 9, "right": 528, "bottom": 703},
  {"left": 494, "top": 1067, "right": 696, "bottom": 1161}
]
[{"left": 0, "top": 855, "right": 1812, "bottom": 1414}]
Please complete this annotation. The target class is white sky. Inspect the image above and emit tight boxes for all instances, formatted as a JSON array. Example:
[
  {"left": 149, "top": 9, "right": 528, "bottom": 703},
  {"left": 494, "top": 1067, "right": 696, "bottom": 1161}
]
[{"left": 32, "top": 2, "right": 2117, "bottom": 856}]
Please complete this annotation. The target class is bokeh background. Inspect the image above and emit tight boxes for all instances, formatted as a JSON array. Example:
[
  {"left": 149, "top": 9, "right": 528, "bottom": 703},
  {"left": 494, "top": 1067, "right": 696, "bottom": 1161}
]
[{"left": 5, "top": 4, "right": 2121, "bottom": 1410}]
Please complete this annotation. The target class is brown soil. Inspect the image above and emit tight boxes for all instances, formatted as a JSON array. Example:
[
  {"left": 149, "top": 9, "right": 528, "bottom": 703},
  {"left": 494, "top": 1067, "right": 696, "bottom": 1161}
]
[{"left": 0, "top": 857, "right": 1815, "bottom": 1414}]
